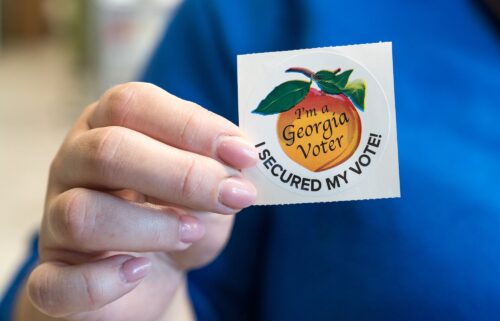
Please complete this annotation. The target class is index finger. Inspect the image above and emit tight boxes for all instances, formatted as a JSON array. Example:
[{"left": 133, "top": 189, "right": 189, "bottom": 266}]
[{"left": 88, "top": 82, "right": 257, "bottom": 169}]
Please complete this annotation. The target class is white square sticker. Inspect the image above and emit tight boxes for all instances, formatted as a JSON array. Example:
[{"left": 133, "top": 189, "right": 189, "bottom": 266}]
[{"left": 238, "top": 42, "right": 400, "bottom": 205}]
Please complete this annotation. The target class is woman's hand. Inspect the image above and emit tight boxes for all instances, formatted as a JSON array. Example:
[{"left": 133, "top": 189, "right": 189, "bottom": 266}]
[{"left": 18, "top": 83, "right": 258, "bottom": 321}]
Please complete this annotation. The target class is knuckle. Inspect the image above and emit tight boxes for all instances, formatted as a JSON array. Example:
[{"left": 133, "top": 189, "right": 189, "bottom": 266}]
[
  {"left": 27, "top": 268, "right": 60, "bottom": 317},
  {"left": 178, "top": 108, "right": 198, "bottom": 147},
  {"left": 179, "top": 157, "right": 204, "bottom": 201},
  {"left": 178, "top": 102, "right": 218, "bottom": 147},
  {"left": 87, "top": 127, "right": 125, "bottom": 180},
  {"left": 101, "top": 83, "right": 138, "bottom": 126},
  {"left": 48, "top": 154, "right": 62, "bottom": 179},
  {"left": 51, "top": 189, "right": 92, "bottom": 246},
  {"left": 48, "top": 141, "right": 72, "bottom": 183},
  {"left": 80, "top": 269, "right": 102, "bottom": 310}
]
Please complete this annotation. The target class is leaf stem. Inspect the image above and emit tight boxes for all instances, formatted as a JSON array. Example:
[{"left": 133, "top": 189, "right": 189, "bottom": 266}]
[
  {"left": 286, "top": 67, "right": 315, "bottom": 79},
  {"left": 331, "top": 68, "right": 341, "bottom": 75}
]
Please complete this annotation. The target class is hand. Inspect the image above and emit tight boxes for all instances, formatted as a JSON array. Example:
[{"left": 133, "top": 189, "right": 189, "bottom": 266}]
[{"left": 21, "top": 83, "right": 258, "bottom": 321}]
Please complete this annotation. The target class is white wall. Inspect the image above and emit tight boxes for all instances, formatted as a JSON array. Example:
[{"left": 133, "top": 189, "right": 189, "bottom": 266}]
[{"left": 90, "top": 0, "right": 182, "bottom": 93}]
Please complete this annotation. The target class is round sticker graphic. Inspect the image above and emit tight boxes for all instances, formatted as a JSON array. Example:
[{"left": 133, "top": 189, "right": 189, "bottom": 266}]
[{"left": 249, "top": 51, "right": 390, "bottom": 196}]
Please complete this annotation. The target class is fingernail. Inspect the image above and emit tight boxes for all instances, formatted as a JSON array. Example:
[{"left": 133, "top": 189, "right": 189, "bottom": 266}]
[
  {"left": 217, "top": 136, "right": 258, "bottom": 168},
  {"left": 179, "top": 215, "right": 206, "bottom": 243},
  {"left": 120, "top": 257, "right": 151, "bottom": 283},
  {"left": 219, "top": 177, "right": 257, "bottom": 210}
]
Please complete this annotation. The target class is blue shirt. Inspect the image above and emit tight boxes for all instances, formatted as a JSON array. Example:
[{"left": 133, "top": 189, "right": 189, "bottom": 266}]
[{"left": 2, "top": 0, "right": 499, "bottom": 320}]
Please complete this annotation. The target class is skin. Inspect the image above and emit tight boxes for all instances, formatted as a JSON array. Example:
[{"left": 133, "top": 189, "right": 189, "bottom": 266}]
[{"left": 13, "top": 82, "right": 258, "bottom": 321}]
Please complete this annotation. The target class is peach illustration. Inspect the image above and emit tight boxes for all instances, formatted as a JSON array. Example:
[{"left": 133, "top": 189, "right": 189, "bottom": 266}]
[
  {"left": 276, "top": 88, "right": 361, "bottom": 172},
  {"left": 253, "top": 67, "right": 366, "bottom": 172}
]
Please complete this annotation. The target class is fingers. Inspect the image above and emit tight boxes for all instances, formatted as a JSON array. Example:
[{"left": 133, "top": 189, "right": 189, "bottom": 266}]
[
  {"left": 89, "top": 82, "right": 257, "bottom": 169},
  {"left": 58, "top": 126, "right": 256, "bottom": 213},
  {"left": 28, "top": 255, "right": 151, "bottom": 318},
  {"left": 169, "top": 211, "right": 235, "bottom": 270},
  {"left": 46, "top": 188, "right": 206, "bottom": 253}
]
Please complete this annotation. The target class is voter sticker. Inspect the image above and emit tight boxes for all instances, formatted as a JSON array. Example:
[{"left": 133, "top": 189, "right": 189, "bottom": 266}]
[{"left": 238, "top": 42, "right": 400, "bottom": 205}]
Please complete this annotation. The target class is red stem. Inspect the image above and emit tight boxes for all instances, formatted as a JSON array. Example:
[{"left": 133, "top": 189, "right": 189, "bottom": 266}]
[
  {"left": 286, "top": 67, "right": 315, "bottom": 79},
  {"left": 286, "top": 67, "right": 342, "bottom": 79}
]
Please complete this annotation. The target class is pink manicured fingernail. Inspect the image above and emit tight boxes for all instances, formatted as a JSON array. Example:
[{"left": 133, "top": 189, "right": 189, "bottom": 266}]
[
  {"left": 219, "top": 177, "right": 257, "bottom": 210},
  {"left": 120, "top": 257, "right": 151, "bottom": 283},
  {"left": 217, "top": 136, "right": 258, "bottom": 168},
  {"left": 179, "top": 215, "right": 206, "bottom": 243}
]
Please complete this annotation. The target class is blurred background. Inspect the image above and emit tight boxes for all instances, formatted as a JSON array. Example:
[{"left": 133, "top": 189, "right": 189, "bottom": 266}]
[{"left": 0, "top": 0, "right": 182, "bottom": 295}]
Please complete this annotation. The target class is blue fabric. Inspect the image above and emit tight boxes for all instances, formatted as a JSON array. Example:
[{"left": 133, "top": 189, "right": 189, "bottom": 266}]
[
  {"left": 143, "top": 0, "right": 499, "bottom": 320},
  {"left": 0, "top": 235, "right": 39, "bottom": 321},
  {"left": 1, "top": 0, "right": 498, "bottom": 320}
]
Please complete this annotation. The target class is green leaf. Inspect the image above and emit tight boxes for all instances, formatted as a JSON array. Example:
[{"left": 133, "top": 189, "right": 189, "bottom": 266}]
[
  {"left": 334, "top": 70, "right": 353, "bottom": 88},
  {"left": 252, "top": 80, "right": 311, "bottom": 115},
  {"left": 314, "top": 69, "right": 353, "bottom": 95},
  {"left": 342, "top": 79, "right": 366, "bottom": 112}
]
